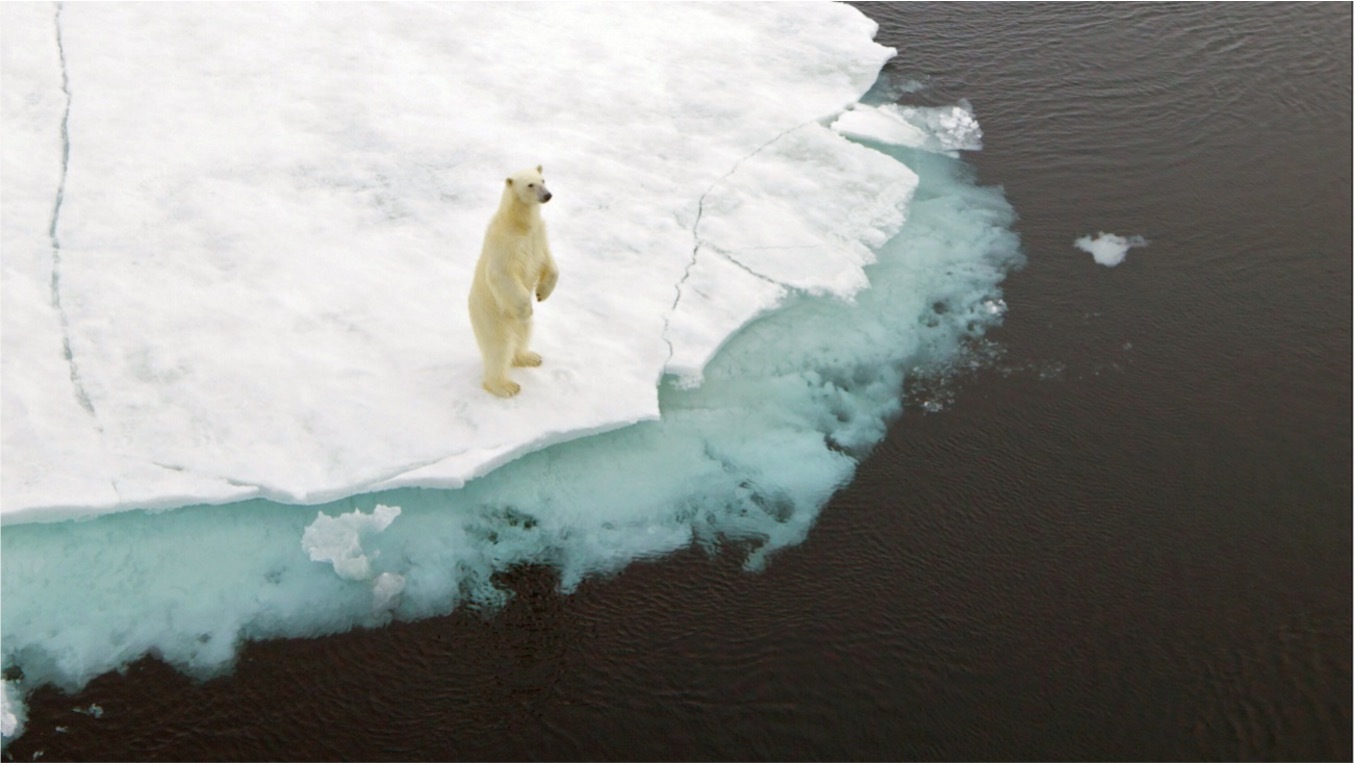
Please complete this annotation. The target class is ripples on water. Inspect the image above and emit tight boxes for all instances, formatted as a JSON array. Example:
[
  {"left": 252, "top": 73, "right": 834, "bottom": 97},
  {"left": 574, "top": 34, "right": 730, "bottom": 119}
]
[
  {"left": 873, "top": 3, "right": 1350, "bottom": 175},
  {"left": 867, "top": 4, "right": 1351, "bottom": 761}
]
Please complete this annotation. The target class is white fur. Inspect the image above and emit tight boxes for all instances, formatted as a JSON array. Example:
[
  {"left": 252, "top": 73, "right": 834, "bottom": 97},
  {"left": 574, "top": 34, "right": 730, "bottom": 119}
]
[{"left": 467, "top": 166, "right": 559, "bottom": 397}]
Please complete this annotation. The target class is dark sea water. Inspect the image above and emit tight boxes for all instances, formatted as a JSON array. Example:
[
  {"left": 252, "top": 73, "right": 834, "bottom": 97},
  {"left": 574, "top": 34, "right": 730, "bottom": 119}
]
[{"left": 7, "top": 3, "right": 1351, "bottom": 761}]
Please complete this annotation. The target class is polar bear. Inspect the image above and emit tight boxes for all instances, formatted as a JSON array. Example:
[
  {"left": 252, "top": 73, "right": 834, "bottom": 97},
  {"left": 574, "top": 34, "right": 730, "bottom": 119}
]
[{"left": 468, "top": 165, "right": 559, "bottom": 398}]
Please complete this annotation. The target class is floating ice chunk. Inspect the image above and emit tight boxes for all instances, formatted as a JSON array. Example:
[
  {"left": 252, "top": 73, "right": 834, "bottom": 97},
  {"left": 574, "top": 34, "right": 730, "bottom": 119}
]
[
  {"left": 830, "top": 100, "right": 982, "bottom": 155},
  {"left": 900, "top": 102, "right": 984, "bottom": 152},
  {"left": 829, "top": 104, "right": 931, "bottom": 148},
  {"left": 301, "top": 504, "right": 401, "bottom": 582},
  {"left": 1075, "top": 232, "right": 1149, "bottom": 267}
]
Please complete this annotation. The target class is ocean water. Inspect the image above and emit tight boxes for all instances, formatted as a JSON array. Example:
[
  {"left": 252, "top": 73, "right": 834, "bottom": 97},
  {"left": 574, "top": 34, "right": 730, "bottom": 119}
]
[{"left": 3, "top": 3, "right": 1350, "bottom": 761}]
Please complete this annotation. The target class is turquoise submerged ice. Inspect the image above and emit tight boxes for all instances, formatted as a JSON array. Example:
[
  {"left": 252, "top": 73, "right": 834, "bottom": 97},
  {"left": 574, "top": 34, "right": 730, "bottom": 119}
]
[
  {"left": 0, "top": 2, "right": 1021, "bottom": 743},
  {"left": 2, "top": 141, "right": 1020, "bottom": 744}
]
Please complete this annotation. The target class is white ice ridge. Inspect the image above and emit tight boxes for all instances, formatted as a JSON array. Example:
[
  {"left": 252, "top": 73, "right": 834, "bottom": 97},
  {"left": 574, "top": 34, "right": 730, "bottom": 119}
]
[
  {"left": 1074, "top": 231, "right": 1149, "bottom": 267},
  {"left": 1, "top": 2, "right": 905, "bottom": 521}
]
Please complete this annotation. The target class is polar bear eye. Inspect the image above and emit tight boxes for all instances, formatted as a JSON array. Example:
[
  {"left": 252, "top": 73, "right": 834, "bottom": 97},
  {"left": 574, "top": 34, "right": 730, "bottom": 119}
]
[{"left": 528, "top": 183, "right": 536, "bottom": 188}]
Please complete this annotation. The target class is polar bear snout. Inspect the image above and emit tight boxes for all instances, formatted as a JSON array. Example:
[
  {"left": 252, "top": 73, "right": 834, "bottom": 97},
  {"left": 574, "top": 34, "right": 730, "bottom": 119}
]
[{"left": 537, "top": 185, "right": 553, "bottom": 203}]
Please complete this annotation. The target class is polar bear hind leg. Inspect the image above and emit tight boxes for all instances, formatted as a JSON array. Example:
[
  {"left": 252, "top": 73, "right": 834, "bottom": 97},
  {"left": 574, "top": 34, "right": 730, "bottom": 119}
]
[{"left": 471, "top": 308, "right": 521, "bottom": 397}]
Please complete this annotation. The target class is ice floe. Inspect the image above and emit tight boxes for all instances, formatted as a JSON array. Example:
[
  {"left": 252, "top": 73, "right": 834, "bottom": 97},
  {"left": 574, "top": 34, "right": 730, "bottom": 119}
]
[{"left": 2, "top": 2, "right": 901, "bottom": 520}]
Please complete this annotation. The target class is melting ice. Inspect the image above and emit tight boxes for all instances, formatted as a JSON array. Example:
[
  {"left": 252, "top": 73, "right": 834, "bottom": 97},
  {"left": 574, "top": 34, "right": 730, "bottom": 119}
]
[{"left": 1, "top": 2, "right": 1022, "bottom": 743}]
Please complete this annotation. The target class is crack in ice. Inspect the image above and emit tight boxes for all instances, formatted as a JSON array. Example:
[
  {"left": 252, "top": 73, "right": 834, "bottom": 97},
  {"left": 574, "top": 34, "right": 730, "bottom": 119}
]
[
  {"left": 703, "top": 243, "right": 788, "bottom": 289},
  {"left": 48, "top": 3, "right": 120, "bottom": 504},
  {"left": 661, "top": 120, "right": 814, "bottom": 368},
  {"left": 48, "top": 3, "right": 94, "bottom": 420},
  {"left": 147, "top": 461, "right": 261, "bottom": 493}
]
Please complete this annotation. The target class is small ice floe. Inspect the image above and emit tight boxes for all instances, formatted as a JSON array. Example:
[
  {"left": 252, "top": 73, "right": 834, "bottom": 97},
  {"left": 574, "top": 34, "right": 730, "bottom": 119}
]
[{"left": 1074, "top": 232, "right": 1149, "bottom": 267}]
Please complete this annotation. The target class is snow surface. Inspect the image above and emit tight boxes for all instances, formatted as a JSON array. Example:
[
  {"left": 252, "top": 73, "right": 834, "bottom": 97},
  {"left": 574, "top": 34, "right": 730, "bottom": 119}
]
[
  {"left": 1, "top": 2, "right": 1025, "bottom": 748},
  {"left": 2, "top": 1, "right": 903, "bottom": 520},
  {"left": 1075, "top": 231, "right": 1149, "bottom": 267}
]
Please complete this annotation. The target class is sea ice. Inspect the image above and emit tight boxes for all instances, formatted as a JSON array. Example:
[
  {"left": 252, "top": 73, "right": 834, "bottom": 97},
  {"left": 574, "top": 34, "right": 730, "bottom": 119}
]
[
  {"left": 1, "top": 1, "right": 900, "bottom": 520},
  {"left": 830, "top": 101, "right": 983, "bottom": 155},
  {"left": 0, "top": 3, "right": 1025, "bottom": 749}
]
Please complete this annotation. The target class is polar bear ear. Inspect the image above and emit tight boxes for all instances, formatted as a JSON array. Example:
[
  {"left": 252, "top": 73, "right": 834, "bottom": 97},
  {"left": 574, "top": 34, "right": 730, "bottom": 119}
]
[
  {"left": 505, "top": 177, "right": 513, "bottom": 186},
  {"left": 536, "top": 165, "right": 543, "bottom": 174}
]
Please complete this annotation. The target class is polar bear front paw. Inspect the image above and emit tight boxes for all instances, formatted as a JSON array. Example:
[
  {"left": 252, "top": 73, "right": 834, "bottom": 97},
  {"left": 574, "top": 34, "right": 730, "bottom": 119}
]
[
  {"left": 513, "top": 351, "right": 542, "bottom": 367},
  {"left": 483, "top": 378, "right": 521, "bottom": 398}
]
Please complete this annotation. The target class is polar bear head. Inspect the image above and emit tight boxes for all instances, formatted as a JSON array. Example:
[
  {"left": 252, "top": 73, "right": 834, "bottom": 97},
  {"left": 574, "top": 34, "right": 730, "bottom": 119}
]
[{"left": 505, "top": 165, "right": 552, "bottom": 205}]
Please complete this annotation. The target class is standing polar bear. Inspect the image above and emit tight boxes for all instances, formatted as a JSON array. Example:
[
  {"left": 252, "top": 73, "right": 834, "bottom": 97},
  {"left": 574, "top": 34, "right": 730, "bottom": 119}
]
[{"left": 468, "top": 165, "right": 559, "bottom": 397}]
